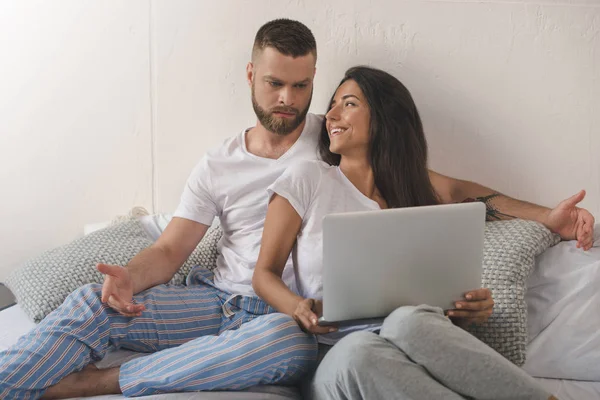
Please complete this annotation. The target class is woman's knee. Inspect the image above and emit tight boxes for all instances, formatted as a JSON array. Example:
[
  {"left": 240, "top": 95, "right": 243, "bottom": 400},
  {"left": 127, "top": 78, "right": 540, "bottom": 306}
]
[
  {"left": 380, "top": 305, "right": 447, "bottom": 350},
  {"left": 316, "top": 331, "right": 382, "bottom": 378}
]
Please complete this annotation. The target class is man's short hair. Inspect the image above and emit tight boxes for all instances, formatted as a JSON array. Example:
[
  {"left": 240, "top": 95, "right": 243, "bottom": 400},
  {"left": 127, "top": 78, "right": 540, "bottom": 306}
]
[{"left": 252, "top": 19, "right": 317, "bottom": 62}]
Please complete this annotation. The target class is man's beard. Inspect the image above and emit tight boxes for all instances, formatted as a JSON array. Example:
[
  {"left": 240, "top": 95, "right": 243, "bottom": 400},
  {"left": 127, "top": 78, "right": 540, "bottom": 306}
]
[{"left": 251, "top": 85, "right": 311, "bottom": 136}]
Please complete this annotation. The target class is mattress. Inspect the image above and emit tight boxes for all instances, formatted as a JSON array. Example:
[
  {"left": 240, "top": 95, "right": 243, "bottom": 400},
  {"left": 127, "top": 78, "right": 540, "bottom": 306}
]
[{"left": 2, "top": 305, "right": 600, "bottom": 400}]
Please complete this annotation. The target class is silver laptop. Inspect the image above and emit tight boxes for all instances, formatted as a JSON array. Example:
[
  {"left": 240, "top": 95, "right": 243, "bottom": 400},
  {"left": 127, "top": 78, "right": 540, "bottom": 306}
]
[{"left": 318, "top": 202, "right": 485, "bottom": 325}]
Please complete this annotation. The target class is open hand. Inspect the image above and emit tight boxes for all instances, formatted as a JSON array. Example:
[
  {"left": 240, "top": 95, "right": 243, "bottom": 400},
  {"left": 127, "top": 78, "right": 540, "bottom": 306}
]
[
  {"left": 544, "top": 190, "right": 595, "bottom": 251},
  {"left": 97, "top": 263, "right": 145, "bottom": 317}
]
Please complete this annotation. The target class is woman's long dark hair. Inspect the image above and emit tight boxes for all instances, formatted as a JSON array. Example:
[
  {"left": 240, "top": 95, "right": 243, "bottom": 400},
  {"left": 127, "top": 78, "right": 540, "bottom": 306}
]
[{"left": 319, "top": 66, "right": 440, "bottom": 208}]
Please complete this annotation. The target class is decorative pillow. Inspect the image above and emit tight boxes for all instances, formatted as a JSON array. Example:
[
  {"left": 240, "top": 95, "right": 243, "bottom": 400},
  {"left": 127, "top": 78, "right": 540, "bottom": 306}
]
[
  {"left": 6, "top": 220, "right": 154, "bottom": 323},
  {"left": 5, "top": 218, "right": 223, "bottom": 322},
  {"left": 467, "top": 219, "right": 560, "bottom": 366}
]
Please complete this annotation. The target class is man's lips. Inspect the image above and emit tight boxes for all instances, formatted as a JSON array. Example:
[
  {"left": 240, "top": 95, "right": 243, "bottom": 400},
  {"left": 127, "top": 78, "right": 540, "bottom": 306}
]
[{"left": 273, "top": 111, "right": 296, "bottom": 118}]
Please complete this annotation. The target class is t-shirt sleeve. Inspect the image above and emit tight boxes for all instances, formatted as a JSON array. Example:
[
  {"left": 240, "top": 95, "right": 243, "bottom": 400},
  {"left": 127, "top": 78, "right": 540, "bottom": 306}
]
[
  {"left": 173, "top": 156, "right": 218, "bottom": 226},
  {"left": 267, "top": 161, "right": 323, "bottom": 218}
]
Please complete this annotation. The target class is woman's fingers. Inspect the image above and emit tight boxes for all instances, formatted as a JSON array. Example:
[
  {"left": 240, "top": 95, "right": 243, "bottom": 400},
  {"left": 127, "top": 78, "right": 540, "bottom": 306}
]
[
  {"left": 294, "top": 306, "right": 336, "bottom": 334},
  {"left": 455, "top": 300, "right": 490, "bottom": 311},
  {"left": 464, "top": 288, "right": 491, "bottom": 301},
  {"left": 448, "top": 309, "right": 492, "bottom": 319}
]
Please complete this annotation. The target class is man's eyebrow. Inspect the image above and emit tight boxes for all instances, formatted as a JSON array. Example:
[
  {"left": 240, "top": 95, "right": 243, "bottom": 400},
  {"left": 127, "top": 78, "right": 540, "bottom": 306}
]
[{"left": 263, "top": 75, "right": 311, "bottom": 85}]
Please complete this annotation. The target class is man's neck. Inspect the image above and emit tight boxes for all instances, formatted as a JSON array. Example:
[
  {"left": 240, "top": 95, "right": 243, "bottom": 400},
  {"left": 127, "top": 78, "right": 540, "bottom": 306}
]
[{"left": 245, "top": 119, "right": 307, "bottom": 160}]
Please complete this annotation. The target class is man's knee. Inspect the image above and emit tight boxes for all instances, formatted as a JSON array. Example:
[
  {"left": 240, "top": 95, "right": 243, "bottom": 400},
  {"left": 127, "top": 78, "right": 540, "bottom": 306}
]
[
  {"left": 68, "top": 283, "right": 102, "bottom": 300},
  {"left": 63, "top": 283, "right": 104, "bottom": 311}
]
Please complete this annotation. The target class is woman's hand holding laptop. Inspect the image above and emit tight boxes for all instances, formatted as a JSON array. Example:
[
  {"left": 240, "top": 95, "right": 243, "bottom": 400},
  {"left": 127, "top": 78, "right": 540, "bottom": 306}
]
[
  {"left": 292, "top": 298, "right": 338, "bottom": 335},
  {"left": 446, "top": 288, "right": 494, "bottom": 327}
]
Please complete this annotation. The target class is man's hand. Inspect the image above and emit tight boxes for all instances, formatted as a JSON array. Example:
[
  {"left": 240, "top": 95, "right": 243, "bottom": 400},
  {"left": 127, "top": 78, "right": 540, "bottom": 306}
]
[
  {"left": 447, "top": 288, "right": 494, "bottom": 327},
  {"left": 292, "top": 298, "right": 337, "bottom": 335},
  {"left": 97, "top": 263, "right": 145, "bottom": 317},
  {"left": 544, "top": 190, "right": 595, "bottom": 251}
]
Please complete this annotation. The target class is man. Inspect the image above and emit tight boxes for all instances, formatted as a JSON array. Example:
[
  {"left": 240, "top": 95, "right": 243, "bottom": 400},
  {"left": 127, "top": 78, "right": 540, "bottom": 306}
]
[{"left": 0, "top": 19, "right": 594, "bottom": 399}]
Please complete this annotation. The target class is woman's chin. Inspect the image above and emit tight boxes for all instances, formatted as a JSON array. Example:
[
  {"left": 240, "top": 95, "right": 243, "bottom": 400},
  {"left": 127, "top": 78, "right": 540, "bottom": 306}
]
[{"left": 329, "top": 144, "right": 343, "bottom": 155}]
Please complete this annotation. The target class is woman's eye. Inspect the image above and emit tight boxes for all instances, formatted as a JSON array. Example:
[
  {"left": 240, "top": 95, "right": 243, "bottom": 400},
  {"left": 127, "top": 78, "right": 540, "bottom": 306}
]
[{"left": 345, "top": 101, "right": 356, "bottom": 107}]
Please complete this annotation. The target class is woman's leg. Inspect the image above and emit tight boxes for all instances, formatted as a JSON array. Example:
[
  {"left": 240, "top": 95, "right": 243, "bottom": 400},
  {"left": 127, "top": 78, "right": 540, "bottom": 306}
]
[
  {"left": 307, "top": 331, "right": 466, "bottom": 400},
  {"left": 380, "top": 305, "right": 553, "bottom": 400}
]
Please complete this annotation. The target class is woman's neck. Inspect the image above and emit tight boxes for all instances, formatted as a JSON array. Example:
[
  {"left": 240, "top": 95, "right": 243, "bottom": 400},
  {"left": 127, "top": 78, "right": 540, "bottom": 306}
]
[{"left": 339, "top": 156, "right": 386, "bottom": 208}]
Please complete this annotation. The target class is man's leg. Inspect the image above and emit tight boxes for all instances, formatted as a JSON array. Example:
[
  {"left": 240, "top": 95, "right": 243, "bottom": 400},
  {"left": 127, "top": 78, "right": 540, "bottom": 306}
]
[
  {"left": 380, "top": 305, "right": 554, "bottom": 400},
  {"left": 306, "top": 331, "right": 465, "bottom": 400},
  {"left": 118, "top": 313, "right": 318, "bottom": 397},
  {"left": 0, "top": 282, "right": 223, "bottom": 399}
]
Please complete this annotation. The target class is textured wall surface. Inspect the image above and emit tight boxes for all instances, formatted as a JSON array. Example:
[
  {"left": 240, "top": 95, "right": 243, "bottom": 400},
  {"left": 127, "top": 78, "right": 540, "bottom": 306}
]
[
  {"left": 1, "top": 0, "right": 598, "bottom": 279},
  {"left": 0, "top": 1, "right": 153, "bottom": 279},
  {"left": 153, "top": 0, "right": 600, "bottom": 220}
]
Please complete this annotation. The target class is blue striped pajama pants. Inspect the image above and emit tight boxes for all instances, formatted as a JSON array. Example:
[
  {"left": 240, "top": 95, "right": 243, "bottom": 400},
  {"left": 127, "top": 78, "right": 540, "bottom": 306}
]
[{"left": 0, "top": 267, "right": 318, "bottom": 399}]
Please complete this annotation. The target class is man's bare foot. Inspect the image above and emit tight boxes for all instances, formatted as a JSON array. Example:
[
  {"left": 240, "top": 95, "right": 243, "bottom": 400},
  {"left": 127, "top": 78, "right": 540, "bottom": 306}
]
[{"left": 41, "top": 364, "right": 121, "bottom": 399}]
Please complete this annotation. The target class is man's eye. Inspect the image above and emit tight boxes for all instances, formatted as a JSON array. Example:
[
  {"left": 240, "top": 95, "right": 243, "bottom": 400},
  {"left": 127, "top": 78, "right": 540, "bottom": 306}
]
[
  {"left": 269, "top": 81, "right": 282, "bottom": 87},
  {"left": 295, "top": 84, "right": 308, "bottom": 89}
]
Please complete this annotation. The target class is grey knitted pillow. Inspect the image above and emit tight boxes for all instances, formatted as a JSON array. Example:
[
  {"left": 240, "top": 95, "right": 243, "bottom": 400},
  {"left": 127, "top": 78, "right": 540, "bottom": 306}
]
[
  {"left": 467, "top": 219, "right": 560, "bottom": 366},
  {"left": 6, "top": 220, "right": 223, "bottom": 323},
  {"left": 6, "top": 220, "right": 154, "bottom": 323}
]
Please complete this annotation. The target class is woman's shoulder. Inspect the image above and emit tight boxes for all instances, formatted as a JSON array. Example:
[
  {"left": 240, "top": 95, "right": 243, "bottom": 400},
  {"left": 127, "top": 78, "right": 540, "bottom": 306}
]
[{"left": 286, "top": 159, "right": 334, "bottom": 179}]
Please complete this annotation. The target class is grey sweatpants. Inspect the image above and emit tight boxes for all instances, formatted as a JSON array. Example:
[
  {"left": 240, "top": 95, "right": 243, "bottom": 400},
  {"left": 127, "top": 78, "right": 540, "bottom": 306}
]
[{"left": 306, "top": 305, "right": 552, "bottom": 400}]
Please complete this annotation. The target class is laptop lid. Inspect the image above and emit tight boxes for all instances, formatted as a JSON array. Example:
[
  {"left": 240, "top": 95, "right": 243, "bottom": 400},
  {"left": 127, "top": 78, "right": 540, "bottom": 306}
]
[{"left": 320, "top": 202, "right": 485, "bottom": 323}]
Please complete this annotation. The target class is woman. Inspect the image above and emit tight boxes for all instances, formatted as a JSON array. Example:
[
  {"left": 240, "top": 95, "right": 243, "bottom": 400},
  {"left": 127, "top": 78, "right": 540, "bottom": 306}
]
[{"left": 252, "top": 66, "right": 557, "bottom": 400}]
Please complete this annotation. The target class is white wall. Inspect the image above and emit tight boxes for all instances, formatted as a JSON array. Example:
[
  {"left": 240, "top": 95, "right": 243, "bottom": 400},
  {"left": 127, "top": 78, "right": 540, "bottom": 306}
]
[
  {"left": 1, "top": 0, "right": 599, "bottom": 280},
  {"left": 0, "top": 1, "right": 153, "bottom": 279}
]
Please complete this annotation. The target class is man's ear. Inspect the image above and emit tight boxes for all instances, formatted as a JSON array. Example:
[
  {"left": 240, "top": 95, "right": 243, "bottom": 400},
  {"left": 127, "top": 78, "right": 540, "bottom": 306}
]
[{"left": 246, "top": 62, "right": 254, "bottom": 88}]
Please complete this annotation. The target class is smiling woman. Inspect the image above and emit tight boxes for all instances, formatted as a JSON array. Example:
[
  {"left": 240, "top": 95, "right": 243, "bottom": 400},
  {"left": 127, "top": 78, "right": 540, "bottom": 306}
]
[
  {"left": 320, "top": 66, "right": 439, "bottom": 209},
  {"left": 252, "top": 65, "right": 559, "bottom": 400}
]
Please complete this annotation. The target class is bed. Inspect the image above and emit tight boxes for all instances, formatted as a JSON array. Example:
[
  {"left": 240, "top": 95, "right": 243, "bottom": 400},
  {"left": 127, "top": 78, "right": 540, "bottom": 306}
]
[{"left": 1, "top": 216, "right": 599, "bottom": 399}]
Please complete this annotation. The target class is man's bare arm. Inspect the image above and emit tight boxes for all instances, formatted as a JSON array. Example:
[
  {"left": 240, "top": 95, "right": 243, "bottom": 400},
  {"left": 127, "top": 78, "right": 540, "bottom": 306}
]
[{"left": 126, "top": 217, "right": 210, "bottom": 294}]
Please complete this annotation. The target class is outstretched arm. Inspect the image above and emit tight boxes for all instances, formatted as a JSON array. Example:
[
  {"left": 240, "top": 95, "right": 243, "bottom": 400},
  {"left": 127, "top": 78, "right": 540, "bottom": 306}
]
[{"left": 429, "top": 170, "right": 595, "bottom": 250}]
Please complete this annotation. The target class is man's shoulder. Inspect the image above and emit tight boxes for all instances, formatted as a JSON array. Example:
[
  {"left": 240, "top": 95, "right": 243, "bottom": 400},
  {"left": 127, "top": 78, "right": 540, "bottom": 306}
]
[{"left": 204, "top": 131, "right": 244, "bottom": 160}]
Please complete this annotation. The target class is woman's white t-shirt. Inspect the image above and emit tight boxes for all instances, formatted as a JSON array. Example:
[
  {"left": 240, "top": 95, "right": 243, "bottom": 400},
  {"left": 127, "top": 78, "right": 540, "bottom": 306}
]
[{"left": 268, "top": 160, "right": 383, "bottom": 344}]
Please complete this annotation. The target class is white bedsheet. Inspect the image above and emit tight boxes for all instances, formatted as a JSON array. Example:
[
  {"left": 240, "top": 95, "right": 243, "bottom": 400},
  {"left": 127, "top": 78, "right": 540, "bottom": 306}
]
[{"left": 524, "top": 225, "right": 600, "bottom": 382}]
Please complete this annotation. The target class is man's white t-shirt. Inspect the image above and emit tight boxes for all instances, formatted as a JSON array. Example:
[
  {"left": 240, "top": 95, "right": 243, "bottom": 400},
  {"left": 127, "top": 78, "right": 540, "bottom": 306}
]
[
  {"left": 267, "top": 160, "right": 383, "bottom": 344},
  {"left": 174, "top": 113, "right": 323, "bottom": 296}
]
